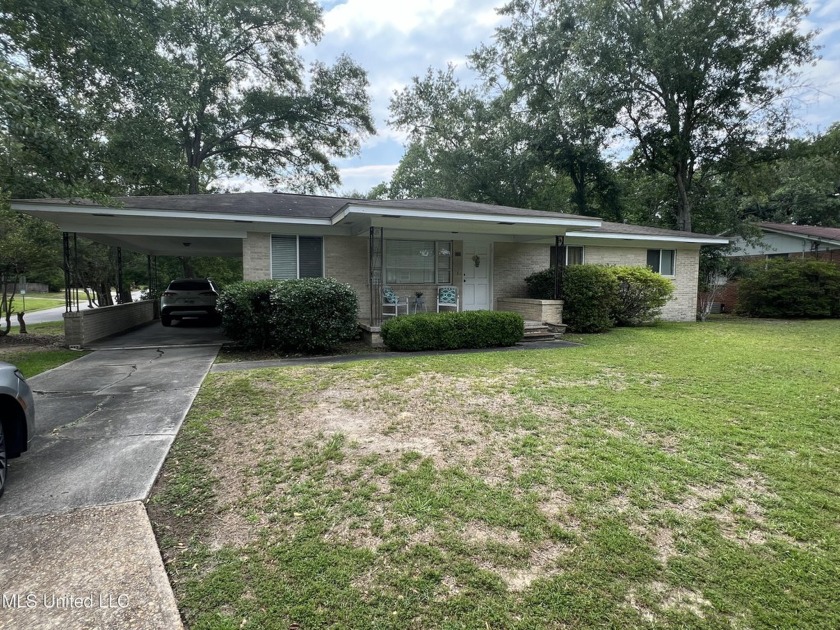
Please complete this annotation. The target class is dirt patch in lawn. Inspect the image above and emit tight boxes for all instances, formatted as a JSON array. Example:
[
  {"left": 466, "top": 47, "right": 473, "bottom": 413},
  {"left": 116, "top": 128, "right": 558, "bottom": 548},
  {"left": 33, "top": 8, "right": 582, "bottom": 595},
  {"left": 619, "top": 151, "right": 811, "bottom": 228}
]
[{"left": 199, "top": 367, "right": 577, "bottom": 552}]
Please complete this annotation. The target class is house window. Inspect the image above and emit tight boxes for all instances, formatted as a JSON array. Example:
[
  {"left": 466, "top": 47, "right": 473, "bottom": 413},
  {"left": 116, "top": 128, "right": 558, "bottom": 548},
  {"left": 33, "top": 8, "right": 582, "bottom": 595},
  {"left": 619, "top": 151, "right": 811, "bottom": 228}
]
[
  {"left": 385, "top": 240, "right": 452, "bottom": 284},
  {"left": 550, "top": 245, "right": 585, "bottom": 266},
  {"left": 647, "top": 249, "right": 676, "bottom": 276},
  {"left": 271, "top": 235, "right": 323, "bottom": 279}
]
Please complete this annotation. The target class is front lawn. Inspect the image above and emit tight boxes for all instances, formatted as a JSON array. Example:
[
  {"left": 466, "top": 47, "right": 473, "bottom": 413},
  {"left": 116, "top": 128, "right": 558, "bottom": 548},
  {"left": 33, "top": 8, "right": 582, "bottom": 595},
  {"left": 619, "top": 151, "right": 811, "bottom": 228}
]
[
  {"left": 148, "top": 319, "right": 840, "bottom": 628},
  {"left": 0, "top": 321, "right": 80, "bottom": 377}
]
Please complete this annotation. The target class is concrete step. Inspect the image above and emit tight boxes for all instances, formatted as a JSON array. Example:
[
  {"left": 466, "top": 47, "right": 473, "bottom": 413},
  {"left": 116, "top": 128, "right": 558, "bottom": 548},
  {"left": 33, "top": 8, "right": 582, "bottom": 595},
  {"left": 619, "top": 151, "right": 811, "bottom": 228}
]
[{"left": 521, "top": 320, "right": 563, "bottom": 342}]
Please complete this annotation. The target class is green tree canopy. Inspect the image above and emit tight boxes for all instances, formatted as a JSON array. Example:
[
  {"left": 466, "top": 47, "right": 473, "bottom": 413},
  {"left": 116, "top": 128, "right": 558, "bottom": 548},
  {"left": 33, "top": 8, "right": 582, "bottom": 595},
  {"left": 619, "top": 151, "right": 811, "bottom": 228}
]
[
  {"left": 493, "top": 0, "right": 815, "bottom": 231},
  {"left": 0, "top": 0, "right": 376, "bottom": 196}
]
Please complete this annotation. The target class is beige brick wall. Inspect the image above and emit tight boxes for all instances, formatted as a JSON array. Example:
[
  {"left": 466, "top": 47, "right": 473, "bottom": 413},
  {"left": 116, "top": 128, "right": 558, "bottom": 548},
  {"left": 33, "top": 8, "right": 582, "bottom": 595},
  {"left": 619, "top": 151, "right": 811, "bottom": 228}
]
[
  {"left": 584, "top": 245, "right": 700, "bottom": 321},
  {"left": 324, "top": 235, "right": 370, "bottom": 319},
  {"left": 241, "top": 233, "right": 702, "bottom": 323},
  {"left": 242, "top": 232, "right": 270, "bottom": 280},
  {"left": 493, "top": 243, "right": 550, "bottom": 303},
  {"left": 496, "top": 298, "right": 563, "bottom": 324},
  {"left": 64, "top": 300, "right": 156, "bottom": 347},
  {"left": 664, "top": 247, "right": 700, "bottom": 321}
]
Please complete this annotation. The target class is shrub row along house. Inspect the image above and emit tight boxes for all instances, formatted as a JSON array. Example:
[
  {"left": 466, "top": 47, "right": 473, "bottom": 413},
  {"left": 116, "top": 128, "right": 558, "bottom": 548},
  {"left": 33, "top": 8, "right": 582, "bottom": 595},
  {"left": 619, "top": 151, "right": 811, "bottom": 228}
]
[{"left": 13, "top": 193, "right": 728, "bottom": 344}]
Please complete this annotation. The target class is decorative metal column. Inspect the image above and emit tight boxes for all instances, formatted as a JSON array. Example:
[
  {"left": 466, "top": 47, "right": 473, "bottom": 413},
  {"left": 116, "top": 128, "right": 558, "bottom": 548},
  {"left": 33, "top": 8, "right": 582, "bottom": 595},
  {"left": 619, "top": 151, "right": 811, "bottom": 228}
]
[
  {"left": 116, "top": 246, "right": 125, "bottom": 304},
  {"left": 369, "top": 226, "right": 384, "bottom": 325},
  {"left": 63, "top": 232, "right": 72, "bottom": 312},
  {"left": 62, "top": 232, "right": 81, "bottom": 312},
  {"left": 554, "top": 235, "right": 566, "bottom": 300}
]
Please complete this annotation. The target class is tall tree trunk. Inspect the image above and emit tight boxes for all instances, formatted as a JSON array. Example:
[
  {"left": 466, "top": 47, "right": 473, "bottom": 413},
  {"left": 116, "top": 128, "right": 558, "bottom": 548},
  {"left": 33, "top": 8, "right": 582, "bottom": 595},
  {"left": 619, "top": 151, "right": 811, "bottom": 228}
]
[{"left": 675, "top": 167, "right": 692, "bottom": 232}]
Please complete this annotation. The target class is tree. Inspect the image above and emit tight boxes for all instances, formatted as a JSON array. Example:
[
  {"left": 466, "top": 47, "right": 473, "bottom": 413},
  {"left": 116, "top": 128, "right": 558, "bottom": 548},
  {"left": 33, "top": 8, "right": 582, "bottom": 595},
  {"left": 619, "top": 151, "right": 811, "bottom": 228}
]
[
  {"left": 490, "top": 0, "right": 815, "bottom": 231},
  {"left": 1, "top": 0, "right": 376, "bottom": 196},
  {"left": 148, "top": 0, "right": 375, "bottom": 194},
  {"left": 472, "top": 1, "right": 623, "bottom": 219},
  {"left": 385, "top": 67, "right": 538, "bottom": 207},
  {"left": 0, "top": 199, "right": 60, "bottom": 334}
]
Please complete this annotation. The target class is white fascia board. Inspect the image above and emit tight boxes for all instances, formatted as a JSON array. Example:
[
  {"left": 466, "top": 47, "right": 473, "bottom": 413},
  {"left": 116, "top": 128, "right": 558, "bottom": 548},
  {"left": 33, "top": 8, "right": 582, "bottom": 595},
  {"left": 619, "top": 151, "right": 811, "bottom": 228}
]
[
  {"left": 566, "top": 230, "right": 731, "bottom": 245},
  {"left": 11, "top": 202, "right": 333, "bottom": 226},
  {"left": 333, "top": 204, "right": 602, "bottom": 229},
  {"left": 759, "top": 226, "right": 840, "bottom": 248}
]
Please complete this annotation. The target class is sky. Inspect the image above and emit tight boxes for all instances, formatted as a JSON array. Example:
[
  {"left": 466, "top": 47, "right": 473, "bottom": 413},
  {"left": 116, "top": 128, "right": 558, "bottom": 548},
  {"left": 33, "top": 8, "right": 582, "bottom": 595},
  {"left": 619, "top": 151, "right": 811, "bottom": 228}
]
[{"left": 287, "top": 0, "right": 840, "bottom": 196}]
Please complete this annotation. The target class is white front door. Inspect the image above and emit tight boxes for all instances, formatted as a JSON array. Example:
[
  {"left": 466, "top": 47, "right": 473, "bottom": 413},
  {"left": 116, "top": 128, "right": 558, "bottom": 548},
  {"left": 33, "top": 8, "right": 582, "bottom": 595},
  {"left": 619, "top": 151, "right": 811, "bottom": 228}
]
[{"left": 462, "top": 239, "right": 491, "bottom": 310}]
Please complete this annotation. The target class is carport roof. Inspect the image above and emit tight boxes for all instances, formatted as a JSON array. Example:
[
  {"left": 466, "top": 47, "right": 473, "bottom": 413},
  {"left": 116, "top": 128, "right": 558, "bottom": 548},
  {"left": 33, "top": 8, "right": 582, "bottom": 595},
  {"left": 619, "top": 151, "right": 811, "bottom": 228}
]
[{"left": 11, "top": 193, "right": 603, "bottom": 257}]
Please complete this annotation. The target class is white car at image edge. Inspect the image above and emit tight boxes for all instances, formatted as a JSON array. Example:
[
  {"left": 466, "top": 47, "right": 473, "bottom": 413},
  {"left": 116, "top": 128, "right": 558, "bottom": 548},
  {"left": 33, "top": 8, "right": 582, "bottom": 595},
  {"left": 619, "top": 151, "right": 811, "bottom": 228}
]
[{"left": 0, "top": 362, "right": 35, "bottom": 499}]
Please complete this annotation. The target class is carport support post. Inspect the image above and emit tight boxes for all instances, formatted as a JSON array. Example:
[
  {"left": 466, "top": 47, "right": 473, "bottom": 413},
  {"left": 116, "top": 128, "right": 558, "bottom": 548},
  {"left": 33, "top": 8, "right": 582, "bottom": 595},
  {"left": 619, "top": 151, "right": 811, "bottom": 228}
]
[
  {"left": 116, "top": 247, "right": 125, "bottom": 304},
  {"left": 369, "top": 227, "right": 384, "bottom": 325},
  {"left": 554, "top": 235, "right": 565, "bottom": 300},
  {"left": 63, "top": 232, "right": 72, "bottom": 312}
]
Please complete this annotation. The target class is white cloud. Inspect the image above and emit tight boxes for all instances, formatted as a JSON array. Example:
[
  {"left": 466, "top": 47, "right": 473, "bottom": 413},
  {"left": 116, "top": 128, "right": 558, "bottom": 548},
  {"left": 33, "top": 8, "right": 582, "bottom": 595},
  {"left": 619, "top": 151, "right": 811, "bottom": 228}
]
[
  {"left": 324, "top": 0, "right": 459, "bottom": 38},
  {"left": 337, "top": 163, "right": 398, "bottom": 194}
]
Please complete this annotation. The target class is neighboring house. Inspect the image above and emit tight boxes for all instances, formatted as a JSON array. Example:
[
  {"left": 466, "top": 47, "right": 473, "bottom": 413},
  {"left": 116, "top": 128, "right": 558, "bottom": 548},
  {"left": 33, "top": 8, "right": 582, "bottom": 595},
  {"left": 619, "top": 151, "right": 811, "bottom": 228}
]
[
  {"left": 716, "top": 222, "right": 840, "bottom": 311},
  {"left": 13, "top": 193, "right": 727, "bottom": 328},
  {"left": 729, "top": 222, "right": 840, "bottom": 263}
]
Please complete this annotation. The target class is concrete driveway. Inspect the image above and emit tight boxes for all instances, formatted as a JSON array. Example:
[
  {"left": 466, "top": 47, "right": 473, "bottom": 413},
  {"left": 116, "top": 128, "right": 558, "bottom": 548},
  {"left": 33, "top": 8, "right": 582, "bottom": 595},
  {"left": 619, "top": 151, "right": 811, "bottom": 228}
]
[{"left": 0, "top": 320, "right": 225, "bottom": 628}]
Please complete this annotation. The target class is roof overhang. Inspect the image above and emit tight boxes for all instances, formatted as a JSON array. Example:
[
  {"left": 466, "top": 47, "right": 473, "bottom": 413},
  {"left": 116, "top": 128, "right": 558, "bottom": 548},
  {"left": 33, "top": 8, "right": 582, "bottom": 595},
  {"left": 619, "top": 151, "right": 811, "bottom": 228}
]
[
  {"left": 11, "top": 197, "right": 604, "bottom": 255},
  {"left": 566, "top": 230, "right": 731, "bottom": 247},
  {"left": 336, "top": 204, "right": 601, "bottom": 239}
]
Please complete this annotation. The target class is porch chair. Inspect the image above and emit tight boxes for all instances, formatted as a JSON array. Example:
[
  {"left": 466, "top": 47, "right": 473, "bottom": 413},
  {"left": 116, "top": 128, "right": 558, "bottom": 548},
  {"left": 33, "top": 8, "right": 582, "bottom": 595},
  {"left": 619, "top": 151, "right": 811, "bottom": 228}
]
[
  {"left": 436, "top": 286, "right": 460, "bottom": 312},
  {"left": 382, "top": 286, "right": 409, "bottom": 318}
]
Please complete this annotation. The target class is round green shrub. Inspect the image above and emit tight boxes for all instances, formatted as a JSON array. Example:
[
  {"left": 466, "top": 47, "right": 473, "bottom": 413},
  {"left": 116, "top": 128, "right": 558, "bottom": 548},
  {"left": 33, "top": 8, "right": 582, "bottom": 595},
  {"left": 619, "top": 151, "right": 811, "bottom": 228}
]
[
  {"left": 524, "top": 268, "right": 556, "bottom": 299},
  {"left": 269, "top": 277, "right": 359, "bottom": 353},
  {"left": 737, "top": 259, "right": 840, "bottom": 318},
  {"left": 216, "top": 280, "right": 284, "bottom": 350},
  {"left": 381, "top": 311, "right": 525, "bottom": 351},
  {"left": 217, "top": 278, "right": 359, "bottom": 353},
  {"left": 606, "top": 265, "right": 674, "bottom": 326},
  {"left": 561, "top": 265, "right": 618, "bottom": 333}
]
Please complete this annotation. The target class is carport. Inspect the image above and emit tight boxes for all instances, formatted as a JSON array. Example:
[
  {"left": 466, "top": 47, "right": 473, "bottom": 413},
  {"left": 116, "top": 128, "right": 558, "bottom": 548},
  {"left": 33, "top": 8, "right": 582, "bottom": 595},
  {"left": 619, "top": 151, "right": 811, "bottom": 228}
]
[{"left": 13, "top": 196, "right": 248, "bottom": 346}]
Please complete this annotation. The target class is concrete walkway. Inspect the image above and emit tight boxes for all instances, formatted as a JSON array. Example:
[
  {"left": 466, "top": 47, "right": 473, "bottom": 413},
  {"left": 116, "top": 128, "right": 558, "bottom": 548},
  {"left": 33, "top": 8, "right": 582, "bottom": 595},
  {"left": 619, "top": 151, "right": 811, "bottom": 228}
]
[{"left": 0, "top": 322, "right": 224, "bottom": 629}]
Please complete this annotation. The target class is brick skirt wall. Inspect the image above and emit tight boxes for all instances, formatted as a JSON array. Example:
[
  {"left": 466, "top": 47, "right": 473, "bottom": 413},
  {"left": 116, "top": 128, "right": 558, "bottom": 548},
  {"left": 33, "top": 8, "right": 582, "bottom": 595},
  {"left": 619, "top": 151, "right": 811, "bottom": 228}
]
[{"left": 64, "top": 300, "right": 156, "bottom": 347}]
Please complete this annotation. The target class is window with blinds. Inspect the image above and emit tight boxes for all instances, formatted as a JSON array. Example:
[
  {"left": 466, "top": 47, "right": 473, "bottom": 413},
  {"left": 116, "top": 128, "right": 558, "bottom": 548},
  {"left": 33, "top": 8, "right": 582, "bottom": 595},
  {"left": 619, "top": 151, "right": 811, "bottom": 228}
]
[
  {"left": 646, "top": 249, "right": 676, "bottom": 276},
  {"left": 271, "top": 235, "right": 323, "bottom": 280},
  {"left": 385, "top": 240, "right": 452, "bottom": 284},
  {"left": 550, "top": 245, "right": 585, "bottom": 266}
]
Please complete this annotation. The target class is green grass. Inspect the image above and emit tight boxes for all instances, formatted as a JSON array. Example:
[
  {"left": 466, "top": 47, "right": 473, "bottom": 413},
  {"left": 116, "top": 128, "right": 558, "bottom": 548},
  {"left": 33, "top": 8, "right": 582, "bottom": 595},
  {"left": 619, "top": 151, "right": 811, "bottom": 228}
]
[
  {"left": 8, "top": 292, "right": 66, "bottom": 313},
  {"left": 0, "top": 319, "right": 81, "bottom": 377},
  {"left": 0, "top": 348, "right": 83, "bottom": 377},
  {"left": 4, "top": 320, "right": 66, "bottom": 336},
  {"left": 148, "top": 319, "right": 840, "bottom": 628}
]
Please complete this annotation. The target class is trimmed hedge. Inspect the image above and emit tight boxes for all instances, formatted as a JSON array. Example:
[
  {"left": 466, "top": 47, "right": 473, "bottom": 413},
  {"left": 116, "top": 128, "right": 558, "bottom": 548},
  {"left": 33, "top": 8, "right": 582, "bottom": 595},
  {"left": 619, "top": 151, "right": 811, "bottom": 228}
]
[
  {"left": 524, "top": 268, "right": 556, "bottom": 300},
  {"left": 380, "top": 311, "right": 525, "bottom": 351},
  {"left": 737, "top": 259, "right": 840, "bottom": 318},
  {"left": 217, "top": 278, "right": 359, "bottom": 353},
  {"left": 607, "top": 265, "right": 674, "bottom": 326}
]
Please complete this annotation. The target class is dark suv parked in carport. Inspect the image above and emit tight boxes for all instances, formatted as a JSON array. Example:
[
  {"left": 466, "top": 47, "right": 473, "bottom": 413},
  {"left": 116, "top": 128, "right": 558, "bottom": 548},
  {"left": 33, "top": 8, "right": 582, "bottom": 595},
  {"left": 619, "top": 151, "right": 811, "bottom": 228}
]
[{"left": 160, "top": 278, "right": 221, "bottom": 327}]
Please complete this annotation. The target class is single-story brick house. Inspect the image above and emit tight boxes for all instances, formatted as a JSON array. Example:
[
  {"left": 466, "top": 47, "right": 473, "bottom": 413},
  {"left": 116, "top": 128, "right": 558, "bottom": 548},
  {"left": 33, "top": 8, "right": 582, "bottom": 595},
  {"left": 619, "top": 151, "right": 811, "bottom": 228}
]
[{"left": 14, "top": 193, "right": 727, "bottom": 333}]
